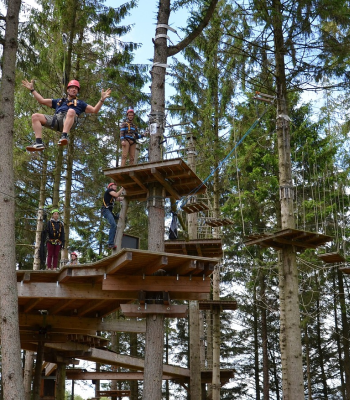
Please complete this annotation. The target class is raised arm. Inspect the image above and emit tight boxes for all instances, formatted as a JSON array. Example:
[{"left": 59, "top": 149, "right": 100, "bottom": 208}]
[
  {"left": 85, "top": 88, "right": 111, "bottom": 114},
  {"left": 21, "top": 79, "right": 53, "bottom": 107},
  {"left": 110, "top": 187, "right": 125, "bottom": 201}
]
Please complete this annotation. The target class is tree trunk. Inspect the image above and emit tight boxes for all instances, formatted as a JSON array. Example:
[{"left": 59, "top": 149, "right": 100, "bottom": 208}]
[
  {"left": 129, "top": 332, "right": 138, "bottom": 399},
  {"left": 304, "top": 325, "right": 312, "bottom": 400},
  {"left": 114, "top": 196, "right": 129, "bottom": 250},
  {"left": 143, "top": 1, "right": 170, "bottom": 399},
  {"left": 273, "top": 0, "right": 304, "bottom": 395},
  {"left": 337, "top": 267, "right": 350, "bottom": 399},
  {"left": 52, "top": 148, "right": 64, "bottom": 208},
  {"left": 253, "top": 283, "right": 260, "bottom": 400},
  {"left": 23, "top": 351, "right": 35, "bottom": 400},
  {"left": 0, "top": 1, "right": 26, "bottom": 399},
  {"left": 62, "top": 133, "right": 75, "bottom": 262},
  {"left": 33, "top": 340, "right": 45, "bottom": 400},
  {"left": 33, "top": 154, "right": 48, "bottom": 269},
  {"left": 259, "top": 271, "right": 269, "bottom": 400},
  {"left": 55, "top": 363, "right": 66, "bottom": 400}
]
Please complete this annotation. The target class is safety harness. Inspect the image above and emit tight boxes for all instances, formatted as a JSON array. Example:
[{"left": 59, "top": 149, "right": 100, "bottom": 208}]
[
  {"left": 48, "top": 220, "right": 63, "bottom": 245},
  {"left": 120, "top": 122, "right": 142, "bottom": 145},
  {"left": 51, "top": 97, "right": 79, "bottom": 130}
]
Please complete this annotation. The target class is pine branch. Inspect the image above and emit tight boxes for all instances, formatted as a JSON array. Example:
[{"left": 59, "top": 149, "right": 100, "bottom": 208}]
[{"left": 167, "top": 0, "right": 219, "bottom": 57}]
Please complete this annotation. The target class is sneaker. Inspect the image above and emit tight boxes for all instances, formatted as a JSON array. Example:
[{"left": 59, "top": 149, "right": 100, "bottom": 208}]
[
  {"left": 58, "top": 134, "right": 68, "bottom": 146},
  {"left": 108, "top": 244, "right": 117, "bottom": 249},
  {"left": 26, "top": 142, "right": 45, "bottom": 152}
]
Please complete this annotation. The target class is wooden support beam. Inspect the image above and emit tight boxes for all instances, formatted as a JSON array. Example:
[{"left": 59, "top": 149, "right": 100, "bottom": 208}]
[
  {"left": 173, "top": 260, "right": 197, "bottom": 275},
  {"left": 143, "top": 255, "right": 168, "bottom": 275},
  {"left": 74, "top": 300, "right": 106, "bottom": 317},
  {"left": 129, "top": 171, "right": 148, "bottom": 192},
  {"left": 45, "top": 343, "right": 190, "bottom": 377},
  {"left": 106, "top": 251, "right": 133, "bottom": 274},
  {"left": 23, "top": 298, "right": 43, "bottom": 313},
  {"left": 48, "top": 299, "right": 75, "bottom": 315},
  {"left": 65, "top": 371, "right": 174, "bottom": 381},
  {"left": 19, "top": 314, "right": 146, "bottom": 333},
  {"left": 102, "top": 275, "right": 210, "bottom": 293},
  {"left": 151, "top": 168, "right": 181, "bottom": 200},
  {"left": 120, "top": 304, "right": 188, "bottom": 318}
]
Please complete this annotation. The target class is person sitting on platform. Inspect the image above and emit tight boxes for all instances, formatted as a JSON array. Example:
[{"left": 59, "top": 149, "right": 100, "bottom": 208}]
[
  {"left": 22, "top": 78, "right": 111, "bottom": 151},
  {"left": 120, "top": 108, "right": 146, "bottom": 166},
  {"left": 102, "top": 183, "right": 124, "bottom": 249},
  {"left": 67, "top": 251, "right": 79, "bottom": 265},
  {"left": 46, "top": 209, "right": 65, "bottom": 270}
]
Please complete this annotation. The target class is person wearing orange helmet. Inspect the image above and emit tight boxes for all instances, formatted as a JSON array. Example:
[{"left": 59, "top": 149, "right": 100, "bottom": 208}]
[
  {"left": 22, "top": 78, "right": 111, "bottom": 151},
  {"left": 120, "top": 108, "right": 145, "bottom": 166}
]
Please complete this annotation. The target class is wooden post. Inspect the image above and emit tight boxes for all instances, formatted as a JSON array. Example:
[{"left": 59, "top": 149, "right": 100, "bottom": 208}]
[
  {"left": 55, "top": 363, "right": 66, "bottom": 400},
  {"left": 114, "top": 196, "right": 129, "bottom": 251},
  {"left": 23, "top": 351, "right": 35, "bottom": 400},
  {"left": 33, "top": 340, "right": 45, "bottom": 400}
]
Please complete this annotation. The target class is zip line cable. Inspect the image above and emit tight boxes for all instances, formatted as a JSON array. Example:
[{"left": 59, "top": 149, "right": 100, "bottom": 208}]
[{"left": 178, "top": 99, "right": 276, "bottom": 209}]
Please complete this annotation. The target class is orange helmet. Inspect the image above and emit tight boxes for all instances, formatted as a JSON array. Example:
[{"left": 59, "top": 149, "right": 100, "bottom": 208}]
[
  {"left": 108, "top": 182, "right": 116, "bottom": 189},
  {"left": 71, "top": 252, "right": 77, "bottom": 257},
  {"left": 127, "top": 108, "right": 134, "bottom": 115},
  {"left": 67, "top": 80, "right": 80, "bottom": 90}
]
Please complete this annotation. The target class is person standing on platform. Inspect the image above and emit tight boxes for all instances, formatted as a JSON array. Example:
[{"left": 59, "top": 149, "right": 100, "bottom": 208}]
[
  {"left": 46, "top": 209, "right": 65, "bottom": 270},
  {"left": 102, "top": 183, "right": 124, "bottom": 249},
  {"left": 22, "top": 78, "right": 111, "bottom": 151},
  {"left": 120, "top": 108, "right": 145, "bottom": 166}
]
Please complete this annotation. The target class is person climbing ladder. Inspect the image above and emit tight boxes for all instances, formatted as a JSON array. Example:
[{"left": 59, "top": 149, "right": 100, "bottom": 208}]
[{"left": 22, "top": 78, "right": 111, "bottom": 151}]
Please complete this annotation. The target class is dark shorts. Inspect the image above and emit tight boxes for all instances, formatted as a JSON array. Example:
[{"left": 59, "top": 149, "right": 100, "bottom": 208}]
[{"left": 44, "top": 112, "right": 78, "bottom": 132}]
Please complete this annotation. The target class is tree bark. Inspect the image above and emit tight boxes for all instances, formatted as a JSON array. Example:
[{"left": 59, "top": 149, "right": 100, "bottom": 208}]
[
  {"left": 23, "top": 351, "right": 35, "bottom": 400},
  {"left": 273, "top": 0, "right": 304, "bottom": 395},
  {"left": 0, "top": 1, "right": 26, "bottom": 399},
  {"left": 33, "top": 154, "right": 48, "bottom": 269},
  {"left": 55, "top": 363, "right": 66, "bottom": 400}
]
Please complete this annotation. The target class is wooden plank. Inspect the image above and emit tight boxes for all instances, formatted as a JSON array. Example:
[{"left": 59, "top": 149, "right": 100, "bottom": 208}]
[
  {"left": 129, "top": 171, "right": 148, "bottom": 192},
  {"left": 120, "top": 304, "right": 188, "bottom": 318},
  {"left": 48, "top": 299, "right": 75, "bottom": 315},
  {"left": 151, "top": 168, "right": 181, "bottom": 200},
  {"left": 106, "top": 251, "right": 133, "bottom": 274},
  {"left": 65, "top": 371, "right": 174, "bottom": 381},
  {"left": 75, "top": 300, "right": 107, "bottom": 317},
  {"left": 23, "top": 298, "right": 43, "bottom": 313},
  {"left": 172, "top": 260, "right": 197, "bottom": 275},
  {"left": 45, "top": 343, "right": 190, "bottom": 377},
  {"left": 102, "top": 275, "right": 210, "bottom": 293},
  {"left": 143, "top": 255, "right": 168, "bottom": 275},
  {"left": 272, "top": 238, "right": 317, "bottom": 249}
]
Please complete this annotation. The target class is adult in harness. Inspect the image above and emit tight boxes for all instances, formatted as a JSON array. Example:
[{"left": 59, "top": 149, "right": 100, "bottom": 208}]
[
  {"left": 102, "top": 182, "right": 124, "bottom": 249},
  {"left": 22, "top": 79, "right": 111, "bottom": 151},
  {"left": 120, "top": 108, "right": 146, "bottom": 166}
]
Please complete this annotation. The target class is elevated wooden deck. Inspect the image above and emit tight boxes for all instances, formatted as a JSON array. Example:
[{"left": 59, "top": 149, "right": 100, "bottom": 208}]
[
  {"left": 244, "top": 229, "right": 332, "bottom": 251},
  {"left": 164, "top": 239, "right": 223, "bottom": 258},
  {"left": 17, "top": 248, "right": 217, "bottom": 319},
  {"left": 317, "top": 252, "right": 346, "bottom": 263},
  {"left": 103, "top": 158, "right": 206, "bottom": 201}
]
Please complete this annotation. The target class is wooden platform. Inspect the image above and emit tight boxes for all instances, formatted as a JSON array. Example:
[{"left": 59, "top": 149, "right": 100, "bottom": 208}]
[
  {"left": 339, "top": 266, "right": 350, "bottom": 274},
  {"left": 198, "top": 300, "right": 238, "bottom": 311},
  {"left": 244, "top": 229, "right": 332, "bottom": 251},
  {"left": 66, "top": 369, "right": 235, "bottom": 385},
  {"left": 317, "top": 252, "right": 346, "bottom": 263},
  {"left": 205, "top": 218, "right": 234, "bottom": 227},
  {"left": 17, "top": 248, "right": 217, "bottom": 320},
  {"left": 103, "top": 158, "right": 206, "bottom": 201},
  {"left": 164, "top": 239, "right": 223, "bottom": 258},
  {"left": 181, "top": 201, "right": 209, "bottom": 214},
  {"left": 120, "top": 304, "right": 188, "bottom": 318}
]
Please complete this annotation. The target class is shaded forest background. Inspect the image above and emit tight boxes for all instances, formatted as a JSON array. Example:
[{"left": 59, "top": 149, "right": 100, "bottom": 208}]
[{"left": 2, "top": 0, "right": 350, "bottom": 398}]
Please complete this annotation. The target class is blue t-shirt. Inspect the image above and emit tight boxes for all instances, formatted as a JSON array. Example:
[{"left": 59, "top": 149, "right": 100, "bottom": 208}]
[{"left": 52, "top": 98, "right": 88, "bottom": 115}]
